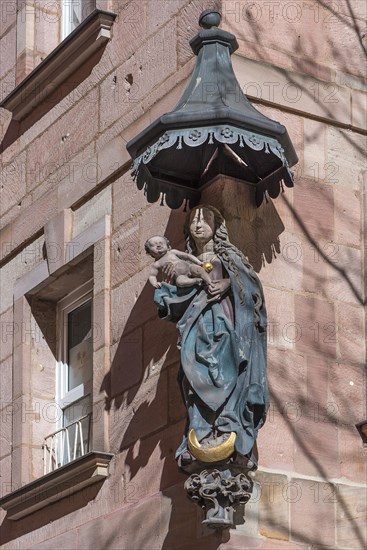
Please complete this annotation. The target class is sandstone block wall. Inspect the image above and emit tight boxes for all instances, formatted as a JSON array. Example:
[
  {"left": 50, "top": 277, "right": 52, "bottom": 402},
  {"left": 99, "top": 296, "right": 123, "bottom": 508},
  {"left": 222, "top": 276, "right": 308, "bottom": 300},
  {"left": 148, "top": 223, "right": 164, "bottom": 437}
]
[{"left": 0, "top": 1, "right": 366, "bottom": 548}]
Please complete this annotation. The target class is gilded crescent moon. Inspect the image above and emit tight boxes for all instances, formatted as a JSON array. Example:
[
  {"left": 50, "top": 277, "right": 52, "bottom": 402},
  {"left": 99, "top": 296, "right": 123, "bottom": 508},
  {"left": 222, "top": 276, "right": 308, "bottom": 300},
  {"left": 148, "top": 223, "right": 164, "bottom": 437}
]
[{"left": 188, "top": 429, "right": 236, "bottom": 462}]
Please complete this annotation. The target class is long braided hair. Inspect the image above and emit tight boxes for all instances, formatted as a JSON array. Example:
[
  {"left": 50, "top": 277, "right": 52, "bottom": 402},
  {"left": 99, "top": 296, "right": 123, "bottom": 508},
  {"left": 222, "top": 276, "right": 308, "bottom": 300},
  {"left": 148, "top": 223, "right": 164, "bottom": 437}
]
[{"left": 184, "top": 205, "right": 257, "bottom": 303}]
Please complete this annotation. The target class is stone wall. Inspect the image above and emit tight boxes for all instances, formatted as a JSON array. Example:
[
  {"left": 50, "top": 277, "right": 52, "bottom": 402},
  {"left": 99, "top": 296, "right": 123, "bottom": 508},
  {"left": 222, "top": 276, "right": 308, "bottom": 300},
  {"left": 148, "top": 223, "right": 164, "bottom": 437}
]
[{"left": 0, "top": 1, "right": 366, "bottom": 549}]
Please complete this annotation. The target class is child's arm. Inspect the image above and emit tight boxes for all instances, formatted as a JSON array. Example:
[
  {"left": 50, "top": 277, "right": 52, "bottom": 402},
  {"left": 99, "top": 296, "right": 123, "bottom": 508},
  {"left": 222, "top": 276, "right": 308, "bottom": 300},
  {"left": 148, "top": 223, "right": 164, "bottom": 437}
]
[
  {"left": 172, "top": 249, "right": 202, "bottom": 266},
  {"left": 148, "top": 264, "right": 161, "bottom": 288}
]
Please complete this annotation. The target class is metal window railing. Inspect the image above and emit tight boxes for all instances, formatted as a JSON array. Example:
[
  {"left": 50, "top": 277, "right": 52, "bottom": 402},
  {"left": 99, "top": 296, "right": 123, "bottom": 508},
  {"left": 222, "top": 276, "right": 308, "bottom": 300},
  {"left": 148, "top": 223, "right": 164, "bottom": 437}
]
[{"left": 43, "top": 413, "right": 92, "bottom": 474}]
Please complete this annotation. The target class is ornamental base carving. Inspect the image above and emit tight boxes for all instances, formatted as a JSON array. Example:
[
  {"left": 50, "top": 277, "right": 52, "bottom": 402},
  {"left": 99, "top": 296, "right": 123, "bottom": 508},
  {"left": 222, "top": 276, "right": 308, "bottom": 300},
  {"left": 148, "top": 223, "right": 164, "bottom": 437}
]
[{"left": 184, "top": 467, "right": 253, "bottom": 529}]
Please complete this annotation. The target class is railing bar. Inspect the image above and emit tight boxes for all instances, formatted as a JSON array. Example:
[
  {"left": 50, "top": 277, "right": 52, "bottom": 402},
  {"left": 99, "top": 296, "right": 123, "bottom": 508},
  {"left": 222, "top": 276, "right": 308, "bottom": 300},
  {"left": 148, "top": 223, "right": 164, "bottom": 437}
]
[
  {"left": 50, "top": 436, "right": 54, "bottom": 473},
  {"left": 73, "top": 422, "right": 78, "bottom": 460},
  {"left": 66, "top": 427, "right": 71, "bottom": 463},
  {"left": 43, "top": 412, "right": 92, "bottom": 473},
  {"left": 44, "top": 414, "right": 91, "bottom": 439},
  {"left": 43, "top": 443, "right": 46, "bottom": 475},
  {"left": 79, "top": 421, "right": 85, "bottom": 455},
  {"left": 61, "top": 430, "right": 65, "bottom": 468},
  {"left": 57, "top": 432, "right": 61, "bottom": 468},
  {"left": 87, "top": 415, "right": 91, "bottom": 452}
]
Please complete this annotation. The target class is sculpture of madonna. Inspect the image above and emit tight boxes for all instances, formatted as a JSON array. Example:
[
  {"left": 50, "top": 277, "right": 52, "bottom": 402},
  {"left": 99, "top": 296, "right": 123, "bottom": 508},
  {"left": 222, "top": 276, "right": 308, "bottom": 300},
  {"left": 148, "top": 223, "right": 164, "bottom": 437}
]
[{"left": 154, "top": 205, "right": 268, "bottom": 473}]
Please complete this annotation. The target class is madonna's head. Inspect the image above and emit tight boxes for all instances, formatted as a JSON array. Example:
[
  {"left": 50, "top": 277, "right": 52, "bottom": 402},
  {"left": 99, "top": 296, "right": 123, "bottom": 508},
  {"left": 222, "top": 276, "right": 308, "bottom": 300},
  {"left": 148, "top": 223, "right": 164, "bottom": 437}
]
[{"left": 185, "top": 205, "right": 228, "bottom": 254}]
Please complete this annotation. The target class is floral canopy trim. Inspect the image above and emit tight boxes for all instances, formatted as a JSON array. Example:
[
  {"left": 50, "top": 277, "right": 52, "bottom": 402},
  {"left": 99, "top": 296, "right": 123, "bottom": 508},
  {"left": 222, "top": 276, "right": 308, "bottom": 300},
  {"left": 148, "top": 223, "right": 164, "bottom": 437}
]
[
  {"left": 131, "top": 125, "right": 294, "bottom": 208},
  {"left": 132, "top": 125, "right": 289, "bottom": 173}
]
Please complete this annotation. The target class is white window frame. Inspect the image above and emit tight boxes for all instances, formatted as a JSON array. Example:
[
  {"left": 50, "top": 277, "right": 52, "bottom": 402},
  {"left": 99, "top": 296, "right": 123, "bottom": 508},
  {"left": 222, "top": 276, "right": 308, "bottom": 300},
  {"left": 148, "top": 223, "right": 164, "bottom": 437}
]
[
  {"left": 56, "top": 279, "right": 93, "bottom": 428},
  {"left": 61, "top": 0, "right": 96, "bottom": 40},
  {"left": 61, "top": 0, "right": 82, "bottom": 40}
]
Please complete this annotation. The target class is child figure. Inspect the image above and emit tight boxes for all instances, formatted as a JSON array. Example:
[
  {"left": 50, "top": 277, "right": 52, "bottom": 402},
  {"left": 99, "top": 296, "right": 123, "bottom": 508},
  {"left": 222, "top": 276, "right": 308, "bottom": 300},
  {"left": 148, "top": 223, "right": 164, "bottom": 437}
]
[{"left": 145, "top": 235, "right": 212, "bottom": 289}]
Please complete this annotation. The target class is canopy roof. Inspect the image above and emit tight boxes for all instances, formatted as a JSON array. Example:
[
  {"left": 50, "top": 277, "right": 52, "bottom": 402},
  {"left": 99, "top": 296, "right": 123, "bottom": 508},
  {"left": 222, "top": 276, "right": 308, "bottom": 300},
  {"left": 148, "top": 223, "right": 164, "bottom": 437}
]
[{"left": 126, "top": 10, "right": 298, "bottom": 209}]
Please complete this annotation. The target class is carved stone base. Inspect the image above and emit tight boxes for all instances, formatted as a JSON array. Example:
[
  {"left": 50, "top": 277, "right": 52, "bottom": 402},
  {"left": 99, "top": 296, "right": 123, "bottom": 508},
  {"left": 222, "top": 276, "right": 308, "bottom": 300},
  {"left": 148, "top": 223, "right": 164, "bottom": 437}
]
[{"left": 184, "top": 467, "right": 253, "bottom": 529}]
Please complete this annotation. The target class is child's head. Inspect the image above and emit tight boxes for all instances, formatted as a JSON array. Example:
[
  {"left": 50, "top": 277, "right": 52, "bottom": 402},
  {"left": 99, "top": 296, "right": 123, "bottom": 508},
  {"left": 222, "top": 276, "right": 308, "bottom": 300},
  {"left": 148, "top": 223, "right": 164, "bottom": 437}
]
[{"left": 144, "top": 236, "right": 171, "bottom": 259}]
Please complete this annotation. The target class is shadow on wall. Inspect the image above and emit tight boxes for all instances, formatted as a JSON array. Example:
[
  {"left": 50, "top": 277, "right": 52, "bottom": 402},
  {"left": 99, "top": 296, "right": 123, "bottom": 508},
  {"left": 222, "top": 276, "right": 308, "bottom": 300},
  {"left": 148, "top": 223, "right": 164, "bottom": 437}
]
[
  {"left": 201, "top": 176, "right": 285, "bottom": 272},
  {"left": 101, "top": 171, "right": 366, "bottom": 547},
  {"left": 99, "top": 198, "right": 287, "bottom": 548},
  {"left": 223, "top": 0, "right": 367, "bottom": 163},
  {"left": 259, "top": 188, "right": 366, "bottom": 547},
  {"left": 0, "top": 483, "right": 105, "bottom": 545}
]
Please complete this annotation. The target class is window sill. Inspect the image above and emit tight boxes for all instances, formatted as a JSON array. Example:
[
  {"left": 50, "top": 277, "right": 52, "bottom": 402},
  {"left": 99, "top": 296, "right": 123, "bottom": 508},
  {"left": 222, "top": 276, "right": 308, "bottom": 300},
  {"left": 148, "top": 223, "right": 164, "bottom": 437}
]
[
  {"left": 0, "top": 9, "right": 116, "bottom": 122},
  {"left": 0, "top": 451, "right": 114, "bottom": 520}
]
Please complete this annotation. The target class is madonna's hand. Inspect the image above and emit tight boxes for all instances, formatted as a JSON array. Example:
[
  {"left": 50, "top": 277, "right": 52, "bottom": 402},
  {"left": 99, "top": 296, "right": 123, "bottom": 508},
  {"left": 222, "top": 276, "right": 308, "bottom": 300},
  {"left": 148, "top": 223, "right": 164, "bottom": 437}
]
[
  {"left": 207, "top": 279, "right": 231, "bottom": 302},
  {"left": 161, "top": 261, "right": 175, "bottom": 284}
]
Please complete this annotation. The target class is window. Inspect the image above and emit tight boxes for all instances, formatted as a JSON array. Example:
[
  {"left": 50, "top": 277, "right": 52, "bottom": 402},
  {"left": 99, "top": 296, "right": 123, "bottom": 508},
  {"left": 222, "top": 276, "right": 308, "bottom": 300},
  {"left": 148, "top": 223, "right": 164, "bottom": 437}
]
[
  {"left": 1, "top": 213, "right": 112, "bottom": 519},
  {"left": 61, "top": 0, "right": 96, "bottom": 40},
  {"left": 43, "top": 281, "right": 94, "bottom": 473}
]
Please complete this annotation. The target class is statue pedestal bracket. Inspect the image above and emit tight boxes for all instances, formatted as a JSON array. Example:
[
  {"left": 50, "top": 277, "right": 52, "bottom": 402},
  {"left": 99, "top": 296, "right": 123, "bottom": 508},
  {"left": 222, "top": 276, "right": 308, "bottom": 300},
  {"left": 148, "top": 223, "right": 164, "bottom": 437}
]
[{"left": 184, "top": 467, "right": 253, "bottom": 529}]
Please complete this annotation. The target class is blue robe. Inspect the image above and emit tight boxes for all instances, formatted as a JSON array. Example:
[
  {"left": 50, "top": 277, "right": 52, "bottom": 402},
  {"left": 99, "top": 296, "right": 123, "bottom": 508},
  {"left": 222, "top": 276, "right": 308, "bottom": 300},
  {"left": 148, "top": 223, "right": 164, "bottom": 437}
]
[{"left": 154, "top": 252, "right": 268, "bottom": 461}]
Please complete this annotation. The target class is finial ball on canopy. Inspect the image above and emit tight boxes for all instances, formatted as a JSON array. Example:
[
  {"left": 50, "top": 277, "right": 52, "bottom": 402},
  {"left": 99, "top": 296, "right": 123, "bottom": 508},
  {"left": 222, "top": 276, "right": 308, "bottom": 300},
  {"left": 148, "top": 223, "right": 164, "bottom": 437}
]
[{"left": 199, "top": 9, "right": 221, "bottom": 29}]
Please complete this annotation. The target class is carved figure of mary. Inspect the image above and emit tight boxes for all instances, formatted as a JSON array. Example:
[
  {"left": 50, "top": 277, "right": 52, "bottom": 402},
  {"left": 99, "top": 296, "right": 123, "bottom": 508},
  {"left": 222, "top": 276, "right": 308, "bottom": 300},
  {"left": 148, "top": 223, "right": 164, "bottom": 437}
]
[{"left": 154, "top": 205, "right": 268, "bottom": 468}]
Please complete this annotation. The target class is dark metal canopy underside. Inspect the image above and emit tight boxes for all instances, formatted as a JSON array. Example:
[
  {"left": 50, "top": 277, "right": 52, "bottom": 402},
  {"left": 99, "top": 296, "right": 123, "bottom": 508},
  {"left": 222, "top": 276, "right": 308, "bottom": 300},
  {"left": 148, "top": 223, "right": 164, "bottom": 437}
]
[{"left": 126, "top": 10, "right": 298, "bottom": 209}]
